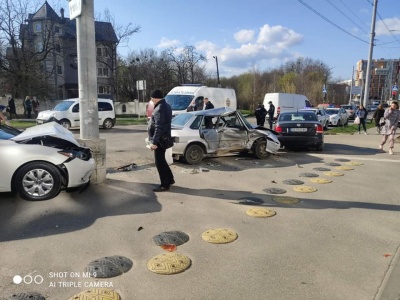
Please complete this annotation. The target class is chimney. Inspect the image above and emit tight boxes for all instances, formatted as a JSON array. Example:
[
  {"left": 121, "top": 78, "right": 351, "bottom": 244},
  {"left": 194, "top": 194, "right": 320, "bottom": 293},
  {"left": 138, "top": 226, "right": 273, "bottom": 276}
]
[{"left": 60, "top": 8, "right": 64, "bottom": 19}]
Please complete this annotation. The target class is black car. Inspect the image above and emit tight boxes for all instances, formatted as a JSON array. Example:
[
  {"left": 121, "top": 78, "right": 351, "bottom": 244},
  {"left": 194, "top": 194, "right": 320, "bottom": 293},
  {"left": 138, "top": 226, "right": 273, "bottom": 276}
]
[{"left": 274, "top": 111, "right": 324, "bottom": 151}]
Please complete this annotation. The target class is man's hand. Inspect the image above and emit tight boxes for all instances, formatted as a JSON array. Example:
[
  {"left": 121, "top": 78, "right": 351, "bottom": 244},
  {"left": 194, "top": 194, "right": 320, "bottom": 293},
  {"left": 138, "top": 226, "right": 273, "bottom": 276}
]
[{"left": 150, "top": 144, "right": 158, "bottom": 150}]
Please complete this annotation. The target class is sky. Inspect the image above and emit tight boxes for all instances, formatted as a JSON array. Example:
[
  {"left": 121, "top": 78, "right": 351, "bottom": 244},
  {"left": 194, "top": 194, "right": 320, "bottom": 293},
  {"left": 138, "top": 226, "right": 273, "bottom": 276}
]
[{"left": 59, "top": 0, "right": 400, "bottom": 81}]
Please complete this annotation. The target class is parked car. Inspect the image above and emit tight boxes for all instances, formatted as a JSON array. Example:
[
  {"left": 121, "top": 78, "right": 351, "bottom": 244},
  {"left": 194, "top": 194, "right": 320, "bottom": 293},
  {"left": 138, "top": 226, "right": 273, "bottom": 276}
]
[
  {"left": 341, "top": 104, "right": 357, "bottom": 119},
  {"left": 0, "top": 122, "right": 94, "bottom": 201},
  {"left": 300, "top": 108, "right": 329, "bottom": 129},
  {"left": 36, "top": 98, "right": 116, "bottom": 130},
  {"left": 325, "top": 107, "right": 349, "bottom": 126},
  {"left": 274, "top": 111, "right": 324, "bottom": 151},
  {"left": 171, "top": 107, "right": 280, "bottom": 164}
]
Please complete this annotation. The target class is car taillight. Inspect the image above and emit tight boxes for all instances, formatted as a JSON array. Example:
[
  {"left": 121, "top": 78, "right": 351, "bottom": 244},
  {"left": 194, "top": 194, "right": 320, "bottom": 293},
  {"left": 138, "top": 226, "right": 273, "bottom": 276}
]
[
  {"left": 316, "top": 124, "right": 324, "bottom": 133},
  {"left": 275, "top": 125, "right": 282, "bottom": 133}
]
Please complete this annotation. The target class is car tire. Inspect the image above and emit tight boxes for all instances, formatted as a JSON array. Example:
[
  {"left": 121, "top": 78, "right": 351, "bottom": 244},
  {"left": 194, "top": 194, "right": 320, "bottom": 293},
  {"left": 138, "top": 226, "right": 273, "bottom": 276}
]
[
  {"left": 15, "top": 162, "right": 63, "bottom": 201},
  {"left": 316, "top": 143, "right": 324, "bottom": 151},
  {"left": 103, "top": 118, "right": 113, "bottom": 129},
  {"left": 253, "top": 140, "right": 270, "bottom": 159},
  {"left": 60, "top": 119, "right": 71, "bottom": 129},
  {"left": 184, "top": 144, "right": 205, "bottom": 165}
]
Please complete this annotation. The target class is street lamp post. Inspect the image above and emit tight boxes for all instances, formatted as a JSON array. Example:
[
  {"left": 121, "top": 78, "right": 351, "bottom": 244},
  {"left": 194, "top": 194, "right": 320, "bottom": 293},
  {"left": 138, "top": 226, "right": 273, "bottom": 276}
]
[{"left": 213, "top": 56, "right": 221, "bottom": 87}]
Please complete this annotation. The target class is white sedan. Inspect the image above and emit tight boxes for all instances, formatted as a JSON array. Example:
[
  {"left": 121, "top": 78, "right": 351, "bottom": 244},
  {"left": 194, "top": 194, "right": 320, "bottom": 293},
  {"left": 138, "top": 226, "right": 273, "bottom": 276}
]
[
  {"left": 0, "top": 122, "right": 94, "bottom": 201},
  {"left": 300, "top": 108, "right": 330, "bottom": 129},
  {"left": 325, "top": 108, "right": 349, "bottom": 126}
]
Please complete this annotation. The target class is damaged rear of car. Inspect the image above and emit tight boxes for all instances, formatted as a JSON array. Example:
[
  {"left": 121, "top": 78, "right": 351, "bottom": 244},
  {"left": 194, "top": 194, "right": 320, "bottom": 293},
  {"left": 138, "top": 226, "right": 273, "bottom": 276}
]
[
  {"left": 0, "top": 122, "right": 94, "bottom": 201},
  {"left": 171, "top": 107, "right": 280, "bottom": 164}
]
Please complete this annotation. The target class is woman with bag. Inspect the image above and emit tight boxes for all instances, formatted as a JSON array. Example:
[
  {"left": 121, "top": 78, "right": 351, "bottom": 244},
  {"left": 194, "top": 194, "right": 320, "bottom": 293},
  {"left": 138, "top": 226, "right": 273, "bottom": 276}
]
[
  {"left": 372, "top": 104, "right": 385, "bottom": 133},
  {"left": 379, "top": 101, "right": 400, "bottom": 155},
  {"left": 355, "top": 104, "right": 368, "bottom": 134}
]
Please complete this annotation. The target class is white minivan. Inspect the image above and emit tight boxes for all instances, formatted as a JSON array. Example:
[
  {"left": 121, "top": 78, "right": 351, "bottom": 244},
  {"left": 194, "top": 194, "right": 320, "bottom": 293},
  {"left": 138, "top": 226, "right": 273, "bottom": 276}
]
[
  {"left": 263, "top": 93, "right": 312, "bottom": 120},
  {"left": 36, "top": 98, "right": 116, "bottom": 129}
]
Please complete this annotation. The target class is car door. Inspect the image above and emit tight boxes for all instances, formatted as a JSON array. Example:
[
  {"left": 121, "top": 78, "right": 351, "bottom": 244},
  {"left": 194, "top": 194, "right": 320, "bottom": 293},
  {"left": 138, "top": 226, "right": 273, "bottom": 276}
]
[
  {"left": 217, "top": 112, "right": 248, "bottom": 150},
  {"left": 199, "top": 116, "right": 219, "bottom": 151}
]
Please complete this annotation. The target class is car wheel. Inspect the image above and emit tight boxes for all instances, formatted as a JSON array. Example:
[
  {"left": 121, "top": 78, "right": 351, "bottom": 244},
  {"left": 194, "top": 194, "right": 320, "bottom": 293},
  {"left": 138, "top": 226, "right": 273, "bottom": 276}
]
[
  {"left": 253, "top": 140, "right": 270, "bottom": 159},
  {"left": 184, "top": 144, "right": 205, "bottom": 165},
  {"left": 60, "top": 119, "right": 71, "bottom": 129},
  {"left": 316, "top": 143, "right": 324, "bottom": 151},
  {"left": 15, "top": 162, "right": 63, "bottom": 201},
  {"left": 103, "top": 118, "right": 113, "bottom": 129}
]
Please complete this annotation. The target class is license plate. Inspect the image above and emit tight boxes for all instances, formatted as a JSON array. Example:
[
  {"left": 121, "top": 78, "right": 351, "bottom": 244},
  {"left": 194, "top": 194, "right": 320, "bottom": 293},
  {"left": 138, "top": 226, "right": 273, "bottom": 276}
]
[
  {"left": 290, "top": 128, "right": 307, "bottom": 132},
  {"left": 37, "top": 120, "right": 43, "bottom": 124}
]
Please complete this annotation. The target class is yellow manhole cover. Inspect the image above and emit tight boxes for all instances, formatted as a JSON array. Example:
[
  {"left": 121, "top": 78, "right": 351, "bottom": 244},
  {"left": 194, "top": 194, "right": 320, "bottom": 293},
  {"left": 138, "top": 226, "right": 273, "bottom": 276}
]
[
  {"left": 293, "top": 186, "right": 318, "bottom": 193},
  {"left": 202, "top": 228, "right": 238, "bottom": 243},
  {"left": 310, "top": 178, "right": 332, "bottom": 184},
  {"left": 324, "top": 171, "right": 344, "bottom": 177},
  {"left": 272, "top": 196, "right": 300, "bottom": 204},
  {"left": 246, "top": 208, "right": 277, "bottom": 217},
  {"left": 147, "top": 253, "right": 191, "bottom": 275},
  {"left": 345, "top": 161, "right": 364, "bottom": 166},
  {"left": 68, "top": 288, "right": 121, "bottom": 300},
  {"left": 335, "top": 166, "right": 354, "bottom": 171}
]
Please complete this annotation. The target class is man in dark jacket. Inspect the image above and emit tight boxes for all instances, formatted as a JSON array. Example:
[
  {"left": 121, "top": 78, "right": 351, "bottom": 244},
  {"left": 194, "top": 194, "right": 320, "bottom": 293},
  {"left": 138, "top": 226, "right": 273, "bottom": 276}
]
[
  {"left": 204, "top": 98, "right": 214, "bottom": 110},
  {"left": 255, "top": 103, "right": 267, "bottom": 126},
  {"left": 267, "top": 101, "right": 275, "bottom": 129},
  {"left": 148, "top": 89, "right": 174, "bottom": 192}
]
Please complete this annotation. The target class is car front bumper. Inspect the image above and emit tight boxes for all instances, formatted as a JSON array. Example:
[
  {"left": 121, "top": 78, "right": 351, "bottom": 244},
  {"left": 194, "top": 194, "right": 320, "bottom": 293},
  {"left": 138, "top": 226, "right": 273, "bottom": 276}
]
[{"left": 63, "top": 158, "right": 95, "bottom": 188}]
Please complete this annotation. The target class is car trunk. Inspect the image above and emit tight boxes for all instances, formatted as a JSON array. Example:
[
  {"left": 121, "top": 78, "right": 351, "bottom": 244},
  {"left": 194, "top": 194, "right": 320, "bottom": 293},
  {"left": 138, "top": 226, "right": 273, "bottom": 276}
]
[{"left": 279, "top": 122, "right": 319, "bottom": 136}]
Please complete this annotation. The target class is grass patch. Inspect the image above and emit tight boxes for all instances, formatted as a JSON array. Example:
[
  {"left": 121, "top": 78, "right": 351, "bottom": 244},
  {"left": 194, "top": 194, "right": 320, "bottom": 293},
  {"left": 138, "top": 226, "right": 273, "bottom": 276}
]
[
  {"left": 325, "top": 121, "right": 375, "bottom": 135},
  {"left": 8, "top": 120, "right": 36, "bottom": 129}
]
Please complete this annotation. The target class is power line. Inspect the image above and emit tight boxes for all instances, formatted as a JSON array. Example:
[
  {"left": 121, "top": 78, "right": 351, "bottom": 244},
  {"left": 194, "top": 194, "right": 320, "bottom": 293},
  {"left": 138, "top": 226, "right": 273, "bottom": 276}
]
[
  {"left": 297, "top": 0, "right": 369, "bottom": 44},
  {"left": 337, "top": 0, "right": 370, "bottom": 32}
]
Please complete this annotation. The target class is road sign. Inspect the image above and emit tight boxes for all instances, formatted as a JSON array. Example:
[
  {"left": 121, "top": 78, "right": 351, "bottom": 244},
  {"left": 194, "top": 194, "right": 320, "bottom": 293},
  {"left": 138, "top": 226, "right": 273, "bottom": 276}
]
[
  {"left": 322, "top": 85, "right": 327, "bottom": 93},
  {"left": 351, "top": 86, "right": 361, "bottom": 94},
  {"left": 68, "top": 0, "right": 82, "bottom": 20},
  {"left": 392, "top": 85, "right": 398, "bottom": 92}
]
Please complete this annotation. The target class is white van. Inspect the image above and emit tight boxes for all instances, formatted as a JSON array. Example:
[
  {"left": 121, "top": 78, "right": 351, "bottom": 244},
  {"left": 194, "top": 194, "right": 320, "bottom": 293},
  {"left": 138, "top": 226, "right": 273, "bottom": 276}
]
[
  {"left": 263, "top": 93, "right": 312, "bottom": 119},
  {"left": 164, "top": 85, "right": 237, "bottom": 116},
  {"left": 36, "top": 98, "right": 116, "bottom": 130}
]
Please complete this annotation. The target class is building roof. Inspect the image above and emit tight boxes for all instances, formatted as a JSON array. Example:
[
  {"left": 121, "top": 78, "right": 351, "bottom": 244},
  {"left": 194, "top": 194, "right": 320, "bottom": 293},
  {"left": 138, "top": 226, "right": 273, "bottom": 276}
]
[
  {"left": 63, "top": 20, "right": 118, "bottom": 44},
  {"left": 30, "top": 1, "right": 60, "bottom": 22}
]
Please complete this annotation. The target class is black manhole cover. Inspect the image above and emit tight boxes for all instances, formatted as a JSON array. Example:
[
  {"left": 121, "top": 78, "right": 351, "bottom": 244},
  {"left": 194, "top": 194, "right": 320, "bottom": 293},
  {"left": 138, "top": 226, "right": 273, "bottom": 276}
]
[
  {"left": 313, "top": 167, "right": 331, "bottom": 171},
  {"left": 2, "top": 293, "right": 45, "bottom": 300},
  {"left": 325, "top": 162, "right": 341, "bottom": 166},
  {"left": 282, "top": 179, "right": 304, "bottom": 185},
  {"left": 299, "top": 173, "right": 319, "bottom": 178},
  {"left": 263, "top": 188, "right": 287, "bottom": 194},
  {"left": 335, "top": 158, "right": 350, "bottom": 162},
  {"left": 153, "top": 231, "right": 190, "bottom": 246},
  {"left": 237, "top": 197, "right": 264, "bottom": 205},
  {"left": 85, "top": 255, "right": 133, "bottom": 278}
]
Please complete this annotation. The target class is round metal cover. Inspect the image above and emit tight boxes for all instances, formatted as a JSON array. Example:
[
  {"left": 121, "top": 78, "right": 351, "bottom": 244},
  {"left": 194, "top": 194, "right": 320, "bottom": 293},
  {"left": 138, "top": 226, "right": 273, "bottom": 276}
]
[
  {"left": 299, "top": 173, "right": 319, "bottom": 178},
  {"left": 202, "top": 228, "right": 238, "bottom": 244},
  {"left": 310, "top": 178, "right": 332, "bottom": 184},
  {"left": 153, "top": 231, "right": 189, "bottom": 246},
  {"left": 68, "top": 288, "right": 121, "bottom": 300},
  {"left": 325, "top": 162, "right": 341, "bottom": 167},
  {"left": 246, "top": 208, "right": 277, "bottom": 217},
  {"left": 147, "top": 253, "right": 191, "bottom": 275},
  {"left": 272, "top": 196, "right": 300, "bottom": 204},
  {"left": 282, "top": 179, "right": 304, "bottom": 185},
  {"left": 85, "top": 256, "right": 133, "bottom": 278},
  {"left": 313, "top": 167, "right": 331, "bottom": 171},
  {"left": 324, "top": 171, "right": 344, "bottom": 177},
  {"left": 238, "top": 197, "right": 264, "bottom": 205},
  {"left": 335, "top": 166, "right": 354, "bottom": 171},
  {"left": 335, "top": 158, "right": 350, "bottom": 162},
  {"left": 2, "top": 293, "right": 45, "bottom": 300},
  {"left": 263, "top": 188, "right": 286, "bottom": 194},
  {"left": 345, "top": 161, "right": 364, "bottom": 166},
  {"left": 293, "top": 186, "right": 318, "bottom": 193}
]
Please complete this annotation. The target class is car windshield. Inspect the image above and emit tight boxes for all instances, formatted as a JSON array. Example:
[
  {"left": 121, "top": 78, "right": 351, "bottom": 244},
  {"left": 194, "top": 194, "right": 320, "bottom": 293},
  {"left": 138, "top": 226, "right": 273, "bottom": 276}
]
[
  {"left": 278, "top": 112, "right": 317, "bottom": 121},
  {"left": 53, "top": 101, "right": 74, "bottom": 111},
  {"left": 171, "top": 113, "right": 194, "bottom": 127},
  {"left": 325, "top": 109, "right": 339, "bottom": 115},
  {"left": 165, "top": 95, "right": 194, "bottom": 110},
  {"left": 0, "top": 124, "right": 20, "bottom": 140}
]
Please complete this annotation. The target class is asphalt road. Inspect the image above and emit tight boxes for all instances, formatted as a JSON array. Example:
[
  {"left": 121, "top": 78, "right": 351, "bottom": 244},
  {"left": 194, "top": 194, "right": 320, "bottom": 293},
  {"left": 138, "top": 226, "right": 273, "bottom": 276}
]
[{"left": 0, "top": 124, "right": 399, "bottom": 300}]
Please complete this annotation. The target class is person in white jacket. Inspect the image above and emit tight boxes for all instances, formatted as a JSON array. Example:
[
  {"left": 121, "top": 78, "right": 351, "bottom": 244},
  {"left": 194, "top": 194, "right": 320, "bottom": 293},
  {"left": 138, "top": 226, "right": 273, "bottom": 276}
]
[{"left": 379, "top": 101, "right": 400, "bottom": 155}]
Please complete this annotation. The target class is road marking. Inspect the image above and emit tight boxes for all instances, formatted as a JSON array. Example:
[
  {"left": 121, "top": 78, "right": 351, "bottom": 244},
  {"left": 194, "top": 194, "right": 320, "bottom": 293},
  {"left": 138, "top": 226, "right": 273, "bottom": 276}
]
[
  {"left": 308, "top": 154, "right": 400, "bottom": 163},
  {"left": 101, "top": 183, "right": 148, "bottom": 197}
]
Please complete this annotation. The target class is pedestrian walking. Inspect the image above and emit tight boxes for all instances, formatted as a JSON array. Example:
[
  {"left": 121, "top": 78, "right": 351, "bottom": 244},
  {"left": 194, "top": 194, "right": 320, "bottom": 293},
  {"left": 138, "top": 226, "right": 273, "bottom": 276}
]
[
  {"left": 24, "top": 96, "right": 32, "bottom": 119},
  {"left": 372, "top": 104, "right": 385, "bottom": 133},
  {"left": 355, "top": 104, "right": 368, "bottom": 134},
  {"left": 7, "top": 97, "right": 17, "bottom": 120},
  {"left": 255, "top": 103, "right": 267, "bottom": 127},
  {"left": 204, "top": 97, "right": 214, "bottom": 110},
  {"left": 147, "top": 89, "right": 175, "bottom": 192},
  {"left": 379, "top": 101, "right": 400, "bottom": 155},
  {"left": 32, "top": 96, "right": 40, "bottom": 117},
  {"left": 267, "top": 101, "right": 275, "bottom": 129}
]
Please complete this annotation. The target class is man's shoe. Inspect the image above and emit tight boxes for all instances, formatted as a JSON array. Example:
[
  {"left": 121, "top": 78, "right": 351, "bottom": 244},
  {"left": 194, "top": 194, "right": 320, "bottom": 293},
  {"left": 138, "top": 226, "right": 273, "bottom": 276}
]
[
  {"left": 170, "top": 179, "right": 175, "bottom": 185},
  {"left": 153, "top": 186, "right": 170, "bottom": 192}
]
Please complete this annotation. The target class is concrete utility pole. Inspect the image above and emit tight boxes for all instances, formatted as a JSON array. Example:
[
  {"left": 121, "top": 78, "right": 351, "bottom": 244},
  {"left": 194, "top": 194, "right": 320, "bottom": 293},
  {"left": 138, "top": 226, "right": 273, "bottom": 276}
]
[
  {"left": 363, "top": 0, "right": 378, "bottom": 108},
  {"left": 70, "top": 0, "right": 106, "bottom": 183}
]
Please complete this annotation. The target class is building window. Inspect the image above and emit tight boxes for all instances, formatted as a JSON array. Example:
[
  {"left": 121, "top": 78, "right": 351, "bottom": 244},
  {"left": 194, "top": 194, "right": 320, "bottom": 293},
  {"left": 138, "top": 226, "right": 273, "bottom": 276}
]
[
  {"left": 98, "top": 85, "right": 111, "bottom": 94},
  {"left": 55, "top": 44, "right": 61, "bottom": 53},
  {"left": 36, "top": 41, "right": 43, "bottom": 52},
  {"left": 98, "top": 68, "right": 103, "bottom": 76},
  {"left": 54, "top": 26, "right": 60, "bottom": 33},
  {"left": 57, "top": 66, "right": 62, "bottom": 75},
  {"left": 35, "top": 22, "right": 42, "bottom": 32},
  {"left": 103, "top": 68, "right": 109, "bottom": 77},
  {"left": 97, "top": 47, "right": 102, "bottom": 57},
  {"left": 97, "top": 68, "right": 109, "bottom": 77}
]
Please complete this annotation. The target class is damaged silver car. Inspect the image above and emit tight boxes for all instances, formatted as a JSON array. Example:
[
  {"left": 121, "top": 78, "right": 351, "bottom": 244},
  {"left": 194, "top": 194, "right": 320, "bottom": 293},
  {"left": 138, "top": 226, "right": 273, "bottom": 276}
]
[{"left": 171, "top": 107, "right": 280, "bottom": 164}]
